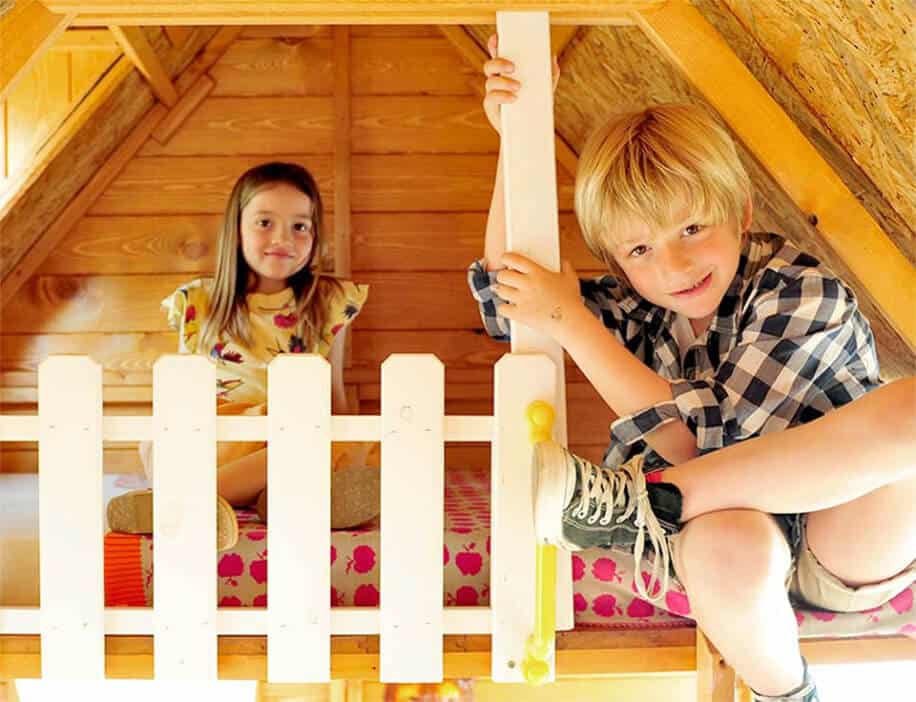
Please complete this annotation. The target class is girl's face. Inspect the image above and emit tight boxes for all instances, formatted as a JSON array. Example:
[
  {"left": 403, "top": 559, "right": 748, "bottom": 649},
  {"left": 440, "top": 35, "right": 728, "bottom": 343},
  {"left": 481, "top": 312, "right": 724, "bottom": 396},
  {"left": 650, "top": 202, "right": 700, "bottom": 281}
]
[{"left": 240, "top": 183, "right": 316, "bottom": 294}]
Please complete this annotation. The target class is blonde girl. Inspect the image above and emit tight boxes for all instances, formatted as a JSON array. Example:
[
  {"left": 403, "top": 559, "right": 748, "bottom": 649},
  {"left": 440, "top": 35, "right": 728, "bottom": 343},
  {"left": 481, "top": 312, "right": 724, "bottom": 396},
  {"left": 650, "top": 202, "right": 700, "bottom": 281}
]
[{"left": 108, "top": 161, "right": 379, "bottom": 549}]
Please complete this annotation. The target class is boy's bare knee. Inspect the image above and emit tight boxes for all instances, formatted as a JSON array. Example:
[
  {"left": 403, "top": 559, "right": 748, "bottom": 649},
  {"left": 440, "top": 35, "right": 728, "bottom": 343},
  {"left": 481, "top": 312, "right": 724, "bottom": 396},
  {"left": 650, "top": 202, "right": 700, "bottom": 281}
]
[{"left": 676, "top": 510, "right": 791, "bottom": 599}]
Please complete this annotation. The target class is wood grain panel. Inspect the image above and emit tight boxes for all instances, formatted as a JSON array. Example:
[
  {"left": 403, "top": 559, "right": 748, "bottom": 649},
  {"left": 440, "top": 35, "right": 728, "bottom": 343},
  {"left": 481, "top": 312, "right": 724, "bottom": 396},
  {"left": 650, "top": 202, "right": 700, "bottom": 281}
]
[
  {"left": 35, "top": 212, "right": 603, "bottom": 274},
  {"left": 351, "top": 37, "right": 478, "bottom": 96},
  {"left": 209, "top": 38, "right": 334, "bottom": 97},
  {"left": 138, "top": 96, "right": 336, "bottom": 156},
  {"left": 88, "top": 154, "right": 575, "bottom": 215},
  {"left": 135, "top": 96, "right": 497, "bottom": 157},
  {"left": 3, "top": 272, "right": 484, "bottom": 332}
]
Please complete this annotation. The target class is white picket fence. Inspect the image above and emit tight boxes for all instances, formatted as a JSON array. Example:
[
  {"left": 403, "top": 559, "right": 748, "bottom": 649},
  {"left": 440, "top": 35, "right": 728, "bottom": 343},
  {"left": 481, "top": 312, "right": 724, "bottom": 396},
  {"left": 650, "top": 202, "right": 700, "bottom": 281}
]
[{"left": 0, "top": 353, "right": 573, "bottom": 683}]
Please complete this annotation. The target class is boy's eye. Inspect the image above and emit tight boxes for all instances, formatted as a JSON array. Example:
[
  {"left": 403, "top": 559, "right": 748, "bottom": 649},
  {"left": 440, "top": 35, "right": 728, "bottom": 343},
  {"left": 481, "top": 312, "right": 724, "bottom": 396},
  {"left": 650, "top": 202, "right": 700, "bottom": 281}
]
[
  {"left": 257, "top": 218, "right": 271, "bottom": 228},
  {"left": 629, "top": 245, "right": 649, "bottom": 258},
  {"left": 684, "top": 224, "right": 704, "bottom": 236}
]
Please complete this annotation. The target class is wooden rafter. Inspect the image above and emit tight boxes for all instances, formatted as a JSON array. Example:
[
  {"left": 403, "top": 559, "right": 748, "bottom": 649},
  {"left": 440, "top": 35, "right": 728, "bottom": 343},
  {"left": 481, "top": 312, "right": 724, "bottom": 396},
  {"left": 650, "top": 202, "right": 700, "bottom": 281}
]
[
  {"left": 109, "top": 25, "right": 179, "bottom": 106},
  {"left": 634, "top": 2, "right": 916, "bottom": 350},
  {"left": 438, "top": 25, "right": 579, "bottom": 178},
  {"left": 0, "top": 0, "right": 73, "bottom": 101},
  {"left": 0, "top": 27, "right": 237, "bottom": 305},
  {"left": 42, "top": 0, "right": 655, "bottom": 26}
]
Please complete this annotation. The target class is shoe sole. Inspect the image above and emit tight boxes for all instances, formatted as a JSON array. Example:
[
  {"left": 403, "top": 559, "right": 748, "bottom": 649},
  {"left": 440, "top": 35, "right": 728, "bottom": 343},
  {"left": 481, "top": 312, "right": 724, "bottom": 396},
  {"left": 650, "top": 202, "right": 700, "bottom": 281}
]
[
  {"left": 107, "top": 489, "right": 239, "bottom": 552},
  {"left": 533, "top": 441, "right": 570, "bottom": 548},
  {"left": 331, "top": 465, "right": 381, "bottom": 529}
]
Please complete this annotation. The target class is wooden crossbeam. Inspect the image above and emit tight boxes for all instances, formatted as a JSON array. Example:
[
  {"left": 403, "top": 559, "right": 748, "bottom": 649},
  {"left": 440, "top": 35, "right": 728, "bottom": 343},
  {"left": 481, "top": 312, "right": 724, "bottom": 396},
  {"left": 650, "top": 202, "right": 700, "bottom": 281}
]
[
  {"left": 635, "top": 2, "right": 916, "bottom": 350},
  {"left": 0, "top": 0, "right": 73, "bottom": 101},
  {"left": 438, "top": 25, "right": 579, "bottom": 178},
  {"left": 51, "top": 28, "right": 119, "bottom": 52},
  {"left": 42, "top": 0, "right": 656, "bottom": 26},
  {"left": 109, "top": 25, "right": 179, "bottom": 106}
]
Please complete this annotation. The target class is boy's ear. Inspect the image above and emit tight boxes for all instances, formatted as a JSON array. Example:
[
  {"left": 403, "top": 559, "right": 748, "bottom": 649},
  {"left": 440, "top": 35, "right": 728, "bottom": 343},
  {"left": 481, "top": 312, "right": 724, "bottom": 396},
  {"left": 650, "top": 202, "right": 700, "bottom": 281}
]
[{"left": 741, "top": 194, "right": 754, "bottom": 232}]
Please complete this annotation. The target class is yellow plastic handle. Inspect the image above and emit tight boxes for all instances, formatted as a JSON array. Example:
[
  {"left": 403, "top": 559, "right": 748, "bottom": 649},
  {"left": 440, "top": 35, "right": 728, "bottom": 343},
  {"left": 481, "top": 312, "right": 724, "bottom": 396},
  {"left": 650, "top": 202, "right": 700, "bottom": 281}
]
[{"left": 522, "top": 400, "right": 557, "bottom": 686}]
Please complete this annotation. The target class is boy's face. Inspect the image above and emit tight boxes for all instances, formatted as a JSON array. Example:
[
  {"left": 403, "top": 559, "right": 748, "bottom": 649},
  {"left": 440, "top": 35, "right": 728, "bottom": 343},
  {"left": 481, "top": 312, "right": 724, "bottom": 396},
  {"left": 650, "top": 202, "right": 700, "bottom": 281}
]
[{"left": 609, "top": 205, "right": 746, "bottom": 327}]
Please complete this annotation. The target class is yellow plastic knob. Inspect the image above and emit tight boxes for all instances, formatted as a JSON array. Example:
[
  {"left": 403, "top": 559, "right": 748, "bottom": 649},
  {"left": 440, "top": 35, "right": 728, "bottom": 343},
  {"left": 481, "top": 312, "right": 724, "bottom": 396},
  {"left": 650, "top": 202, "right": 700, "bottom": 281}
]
[{"left": 526, "top": 400, "right": 555, "bottom": 444}]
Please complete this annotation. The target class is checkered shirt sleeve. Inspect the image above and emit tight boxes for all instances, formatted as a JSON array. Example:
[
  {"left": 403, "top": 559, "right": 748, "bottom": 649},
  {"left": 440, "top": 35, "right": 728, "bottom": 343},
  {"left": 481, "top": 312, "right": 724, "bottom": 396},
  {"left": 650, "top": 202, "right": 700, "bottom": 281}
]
[
  {"left": 611, "top": 268, "right": 879, "bottom": 452},
  {"left": 467, "top": 259, "right": 631, "bottom": 344}
]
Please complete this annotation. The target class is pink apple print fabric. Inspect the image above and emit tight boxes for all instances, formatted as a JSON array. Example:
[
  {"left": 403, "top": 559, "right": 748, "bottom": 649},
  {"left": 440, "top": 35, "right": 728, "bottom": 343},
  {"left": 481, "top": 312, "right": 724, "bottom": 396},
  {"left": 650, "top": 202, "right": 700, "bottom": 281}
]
[{"left": 105, "top": 468, "right": 916, "bottom": 640}]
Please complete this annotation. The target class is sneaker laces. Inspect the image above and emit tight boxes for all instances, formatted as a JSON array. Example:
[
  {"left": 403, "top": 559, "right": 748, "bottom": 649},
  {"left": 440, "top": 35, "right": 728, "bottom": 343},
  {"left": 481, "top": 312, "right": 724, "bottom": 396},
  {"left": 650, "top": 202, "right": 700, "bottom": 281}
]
[{"left": 573, "top": 455, "right": 671, "bottom": 604}]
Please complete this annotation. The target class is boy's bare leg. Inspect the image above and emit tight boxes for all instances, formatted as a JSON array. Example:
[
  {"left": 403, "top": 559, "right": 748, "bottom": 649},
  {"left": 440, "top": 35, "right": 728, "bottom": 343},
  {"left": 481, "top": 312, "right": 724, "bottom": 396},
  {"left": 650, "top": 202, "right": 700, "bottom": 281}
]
[
  {"left": 805, "top": 473, "right": 916, "bottom": 585},
  {"left": 663, "top": 377, "right": 916, "bottom": 521},
  {"left": 674, "top": 509, "right": 805, "bottom": 696}
]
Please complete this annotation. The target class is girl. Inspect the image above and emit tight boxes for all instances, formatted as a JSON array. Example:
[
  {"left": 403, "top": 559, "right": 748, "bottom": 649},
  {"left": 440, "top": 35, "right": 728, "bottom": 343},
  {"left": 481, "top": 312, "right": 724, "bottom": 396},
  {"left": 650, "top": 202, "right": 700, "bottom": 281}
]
[{"left": 107, "top": 161, "right": 379, "bottom": 550}]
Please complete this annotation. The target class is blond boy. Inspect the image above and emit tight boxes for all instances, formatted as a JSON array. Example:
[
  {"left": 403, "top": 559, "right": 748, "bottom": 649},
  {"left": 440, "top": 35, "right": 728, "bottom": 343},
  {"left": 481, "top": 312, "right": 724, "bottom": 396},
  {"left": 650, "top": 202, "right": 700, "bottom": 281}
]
[{"left": 469, "top": 36, "right": 916, "bottom": 702}]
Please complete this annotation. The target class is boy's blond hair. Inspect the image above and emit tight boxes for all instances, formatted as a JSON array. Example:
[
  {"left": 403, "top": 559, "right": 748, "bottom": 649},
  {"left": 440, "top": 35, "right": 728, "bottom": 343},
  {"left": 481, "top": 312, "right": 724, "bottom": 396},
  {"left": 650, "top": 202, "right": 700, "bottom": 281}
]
[{"left": 574, "top": 103, "right": 751, "bottom": 277}]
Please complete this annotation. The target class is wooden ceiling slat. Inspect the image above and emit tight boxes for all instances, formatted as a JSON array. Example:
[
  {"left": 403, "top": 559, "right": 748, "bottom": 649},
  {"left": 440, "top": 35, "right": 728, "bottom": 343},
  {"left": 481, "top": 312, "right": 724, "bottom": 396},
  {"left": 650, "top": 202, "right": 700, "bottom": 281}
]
[{"left": 0, "top": 0, "right": 73, "bottom": 101}]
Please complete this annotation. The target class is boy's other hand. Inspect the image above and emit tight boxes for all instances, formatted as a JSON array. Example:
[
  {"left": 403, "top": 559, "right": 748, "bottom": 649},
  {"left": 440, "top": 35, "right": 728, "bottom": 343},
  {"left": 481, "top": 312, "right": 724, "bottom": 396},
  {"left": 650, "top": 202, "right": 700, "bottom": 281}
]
[
  {"left": 492, "top": 253, "right": 580, "bottom": 336},
  {"left": 482, "top": 33, "right": 561, "bottom": 134}
]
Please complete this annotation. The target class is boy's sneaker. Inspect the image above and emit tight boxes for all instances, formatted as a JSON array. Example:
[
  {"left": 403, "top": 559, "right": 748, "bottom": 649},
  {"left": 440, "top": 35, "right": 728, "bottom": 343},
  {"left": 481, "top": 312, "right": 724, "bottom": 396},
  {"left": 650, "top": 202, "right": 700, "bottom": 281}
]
[
  {"left": 107, "top": 488, "right": 239, "bottom": 551},
  {"left": 532, "top": 442, "right": 683, "bottom": 602},
  {"left": 752, "top": 659, "right": 819, "bottom": 701}
]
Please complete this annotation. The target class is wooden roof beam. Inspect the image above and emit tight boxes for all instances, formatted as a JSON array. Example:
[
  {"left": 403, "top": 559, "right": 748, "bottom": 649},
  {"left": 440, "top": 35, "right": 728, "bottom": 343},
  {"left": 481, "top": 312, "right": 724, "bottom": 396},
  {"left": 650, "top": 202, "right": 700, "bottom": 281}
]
[
  {"left": 438, "top": 25, "right": 579, "bottom": 178},
  {"left": 0, "top": 0, "right": 73, "bottom": 101},
  {"left": 50, "top": 28, "right": 119, "bottom": 52},
  {"left": 42, "top": 0, "right": 654, "bottom": 26},
  {"left": 109, "top": 25, "right": 179, "bottom": 106},
  {"left": 635, "top": 2, "right": 916, "bottom": 350}
]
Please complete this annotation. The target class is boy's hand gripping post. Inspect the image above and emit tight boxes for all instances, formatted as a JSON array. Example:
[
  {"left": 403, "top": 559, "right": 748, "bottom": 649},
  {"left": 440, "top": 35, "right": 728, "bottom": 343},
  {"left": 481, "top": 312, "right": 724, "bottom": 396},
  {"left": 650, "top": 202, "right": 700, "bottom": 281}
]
[{"left": 522, "top": 400, "right": 557, "bottom": 686}]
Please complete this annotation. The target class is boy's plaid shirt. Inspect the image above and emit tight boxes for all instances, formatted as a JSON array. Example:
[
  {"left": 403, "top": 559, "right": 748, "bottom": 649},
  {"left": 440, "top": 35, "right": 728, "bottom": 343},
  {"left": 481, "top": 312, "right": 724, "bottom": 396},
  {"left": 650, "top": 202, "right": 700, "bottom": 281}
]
[{"left": 468, "top": 232, "right": 882, "bottom": 470}]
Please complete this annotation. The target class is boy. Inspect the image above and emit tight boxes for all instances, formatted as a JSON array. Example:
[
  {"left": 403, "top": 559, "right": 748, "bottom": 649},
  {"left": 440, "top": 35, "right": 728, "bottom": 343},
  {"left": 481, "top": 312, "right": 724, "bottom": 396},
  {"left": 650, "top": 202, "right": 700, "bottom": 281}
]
[{"left": 470, "top": 35, "right": 916, "bottom": 702}]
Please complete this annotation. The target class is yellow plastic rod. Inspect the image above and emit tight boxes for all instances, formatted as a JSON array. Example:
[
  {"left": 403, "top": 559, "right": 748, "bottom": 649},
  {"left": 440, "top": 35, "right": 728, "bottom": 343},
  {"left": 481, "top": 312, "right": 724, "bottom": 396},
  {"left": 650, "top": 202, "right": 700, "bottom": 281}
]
[{"left": 522, "top": 400, "right": 557, "bottom": 686}]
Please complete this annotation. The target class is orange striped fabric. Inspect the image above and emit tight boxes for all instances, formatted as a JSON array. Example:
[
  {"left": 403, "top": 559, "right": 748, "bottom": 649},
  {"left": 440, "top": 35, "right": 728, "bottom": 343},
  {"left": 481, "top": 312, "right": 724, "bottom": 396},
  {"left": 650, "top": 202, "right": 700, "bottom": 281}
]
[{"left": 104, "top": 532, "right": 147, "bottom": 606}]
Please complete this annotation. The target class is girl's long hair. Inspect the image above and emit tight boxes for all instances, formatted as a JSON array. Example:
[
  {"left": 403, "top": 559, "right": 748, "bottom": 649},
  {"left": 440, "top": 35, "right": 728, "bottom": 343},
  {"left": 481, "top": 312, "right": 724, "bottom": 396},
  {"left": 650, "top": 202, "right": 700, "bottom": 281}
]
[{"left": 199, "top": 161, "right": 342, "bottom": 352}]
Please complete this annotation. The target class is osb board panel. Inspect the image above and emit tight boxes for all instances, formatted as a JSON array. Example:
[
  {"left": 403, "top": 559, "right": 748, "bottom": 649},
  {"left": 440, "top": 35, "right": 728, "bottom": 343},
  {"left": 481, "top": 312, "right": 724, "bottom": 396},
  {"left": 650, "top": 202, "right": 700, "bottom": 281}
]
[
  {"left": 86, "top": 154, "right": 575, "bottom": 215},
  {"left": 135, "top": 96, "right": 497, "bottom": 156},
  {"left": 476, "top": 22, "right": 913, "bottom": 379},
  {"left": 35, "top": 213, "right": 601, "bottom": 275},
  {"left": 719, "top": 0, "right": 915, "bottom": 243},
  {"left": 209, "top": 37, "right": 476, "bottom": 97},
  {"left": 694, "top": 0, "right": 915, "bottom": 266}
]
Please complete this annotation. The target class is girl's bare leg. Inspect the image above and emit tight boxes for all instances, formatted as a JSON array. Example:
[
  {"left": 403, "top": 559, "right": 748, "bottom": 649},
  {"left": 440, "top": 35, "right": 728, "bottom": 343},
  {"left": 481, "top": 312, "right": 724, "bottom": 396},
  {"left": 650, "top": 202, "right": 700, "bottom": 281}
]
[
  {"left": 663, "top": 377, "right": 916, "bottom": 521},
  {"left": 674, "top": 509, "right": 804, "bottom": 696},
  {"left": 217, "top": 447, "right": 267, "bottom": 507}
]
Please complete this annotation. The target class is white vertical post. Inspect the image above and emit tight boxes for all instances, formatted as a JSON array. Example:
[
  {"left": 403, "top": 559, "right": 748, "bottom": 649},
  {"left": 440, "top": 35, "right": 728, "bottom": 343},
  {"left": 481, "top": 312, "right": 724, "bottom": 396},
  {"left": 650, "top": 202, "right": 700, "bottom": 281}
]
[
  {"left": 267, "top": 355, "right": 331, "bottom": 682},
  {"left": 491, "top": 354, "right": 557, "bottom": 682},
  {"left": 38, "top": 356, "right": 105, "bottom": 679},
  {"left": 153, "top": 355, "right": 217, "bottom": 679},
  {"left": 496, "top": 10, "right": 574, "bottom": 632},
  {"left": 380, "top": 355, "right": 444, "bottom": 682}
]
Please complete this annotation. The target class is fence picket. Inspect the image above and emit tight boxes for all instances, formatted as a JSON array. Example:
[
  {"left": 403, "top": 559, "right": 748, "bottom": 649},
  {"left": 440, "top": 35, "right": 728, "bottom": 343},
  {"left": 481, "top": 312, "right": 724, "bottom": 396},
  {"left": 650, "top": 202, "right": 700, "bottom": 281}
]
[
  {"left": 38, "top": 356, "right": 105, "bottom": 679},
  {"left": 380, "top": 355, "right": 445, "bottom": 682},
  {"left": 267, "top": 355, "right": 331, "bottom": 682},
  {"left": 152, "top": 355, "right": 218, "bottom": 679}
]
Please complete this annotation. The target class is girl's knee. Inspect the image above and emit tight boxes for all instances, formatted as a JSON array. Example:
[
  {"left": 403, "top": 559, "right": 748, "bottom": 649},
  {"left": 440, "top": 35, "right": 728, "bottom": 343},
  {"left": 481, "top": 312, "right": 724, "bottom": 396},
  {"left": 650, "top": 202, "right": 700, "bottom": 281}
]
[{"left": 676, "top": 510, "right": 791, "bottom": 598}]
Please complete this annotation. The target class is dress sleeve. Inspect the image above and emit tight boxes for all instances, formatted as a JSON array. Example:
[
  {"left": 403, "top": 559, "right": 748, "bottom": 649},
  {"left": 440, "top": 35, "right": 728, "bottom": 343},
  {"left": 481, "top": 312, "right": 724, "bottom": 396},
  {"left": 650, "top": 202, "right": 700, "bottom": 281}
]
[
  {"left": 320, "top": 279, "right": 369, "bottom": 347},
  {"left": 160, "top": 279, "right": 209, "bottom": 354}
]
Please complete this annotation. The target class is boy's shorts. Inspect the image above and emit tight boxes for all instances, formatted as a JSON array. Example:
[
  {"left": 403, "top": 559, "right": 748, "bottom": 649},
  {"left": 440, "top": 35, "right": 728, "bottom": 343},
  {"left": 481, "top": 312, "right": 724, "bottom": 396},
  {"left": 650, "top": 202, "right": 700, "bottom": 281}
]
[{"left": 779, "top": 513, "right": 916, "bottom": 613}]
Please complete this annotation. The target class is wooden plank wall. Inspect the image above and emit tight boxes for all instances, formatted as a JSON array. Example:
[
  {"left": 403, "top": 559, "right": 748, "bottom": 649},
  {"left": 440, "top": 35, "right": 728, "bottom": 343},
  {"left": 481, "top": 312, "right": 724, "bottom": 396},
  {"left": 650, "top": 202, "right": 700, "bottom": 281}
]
[
  {"left": 0, "top": 26, "right": 613, "bottom": 475},
  {"left": 0, "top": 33, "right": 119, "bottom": 190}
]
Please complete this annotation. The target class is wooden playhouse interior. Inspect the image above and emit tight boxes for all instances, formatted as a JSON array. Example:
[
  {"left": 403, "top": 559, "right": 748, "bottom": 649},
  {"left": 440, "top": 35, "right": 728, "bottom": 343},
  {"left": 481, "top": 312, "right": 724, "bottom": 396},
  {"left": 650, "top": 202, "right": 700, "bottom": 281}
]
[{"left": 1, "top": 1, "right": 914, "bottom": 700}]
